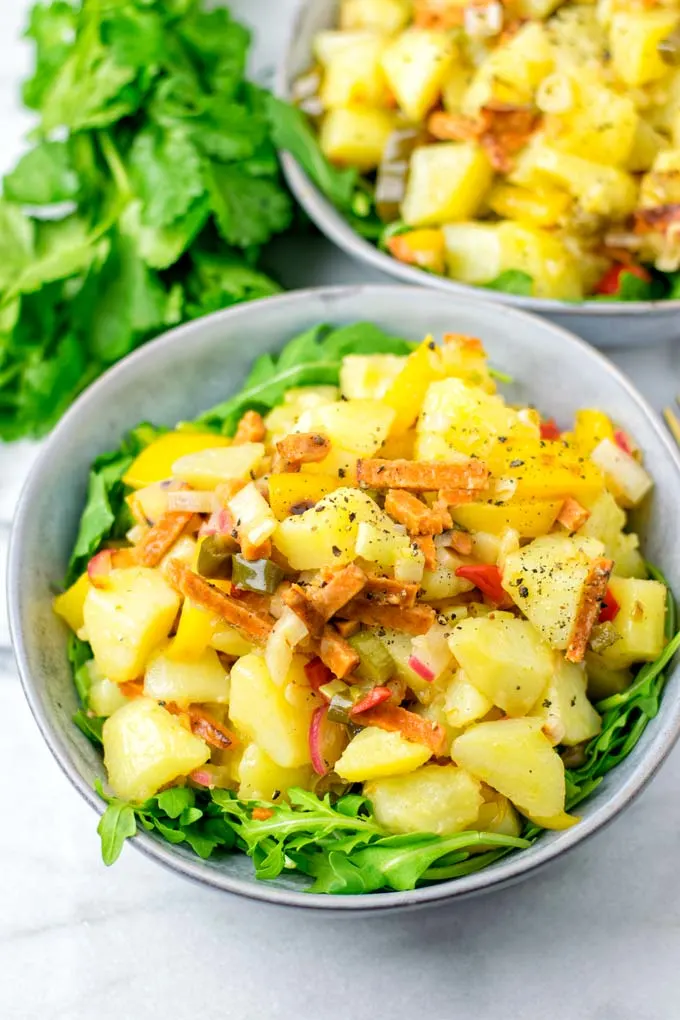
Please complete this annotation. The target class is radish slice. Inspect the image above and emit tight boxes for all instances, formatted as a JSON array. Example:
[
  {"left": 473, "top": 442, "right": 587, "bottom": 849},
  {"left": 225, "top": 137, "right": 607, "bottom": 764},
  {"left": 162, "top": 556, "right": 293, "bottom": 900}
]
[
  {"left": 408, "top": 655, "right": 435, "bottom": 682},
  {"left": 199, "top": 507, "right": 235, "bottom": 538},
  {"left": 308, "top": 705, "right": 348, "bottom": 776}
]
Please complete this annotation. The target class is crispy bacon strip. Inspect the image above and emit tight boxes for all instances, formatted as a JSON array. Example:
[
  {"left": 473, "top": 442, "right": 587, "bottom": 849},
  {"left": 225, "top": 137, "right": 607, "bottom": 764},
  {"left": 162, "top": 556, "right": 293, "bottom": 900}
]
[
  {"left": 318, "top": 625, "right": 360, "bottom": 679},
  {"left": 363, "top": 575, "right": 419, "bottom": 608},
  {"left": 312, "top": 564, "right": 368, "bottom": 619},
  {"left": 385, "top": 489, "right": 452, "bottom": 534},
  {"left": 427, "top": 110, "right": 484, "bottom": 143},
  {"left": 338, "top": 598, "right": 436, "bottom": 635},
  {"left": 411, "top": 534, "right": 437, "bottom": 571},
  {"left": 557, "top": 497, "right": 591, "bottom": 533},
  {"left": 353, "top": 703, "right": 446, "bottom": 756},
  {"left": 233, "top": 409, "right": 266, "bottom": 445},
  {"left": 357, "top": 458, "right": 488, "bottom": 492},
  {"left": 283, "top": 584, "right": 326, "bottom": 636},
  {"left": 276, "top": 432, "right": 331, "bottom": 467},
  {"left": 166, "top": 559, "right": 274, "bottom": 642},
  {"left": 566, "top": 557, "right": 614, "bottom": 664},
  {"left": 448, "top": 530, "right": 474, "bottom": 556},
  {"left": 135, "top": 511, "right": 195, "bottom": 567},
  {"left": 240, "top": 536, "right": 272, "bottom": 562},
  {"left": 480, "top": 104, "right": 540, "bottom": 173},
  {"left": 334, "top": 619, "right": 360, "bottom": 639},
  {"left": 634, "top": 204, "right": 680, "bottom": 235},
  {"left": 186, "top": 706, "right": 238, "bottom": 750}
]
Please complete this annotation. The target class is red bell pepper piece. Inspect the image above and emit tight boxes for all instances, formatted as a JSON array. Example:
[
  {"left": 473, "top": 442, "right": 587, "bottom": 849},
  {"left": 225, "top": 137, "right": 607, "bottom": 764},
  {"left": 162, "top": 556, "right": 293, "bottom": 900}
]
[
  {"left": 540, "top": 418, "right": 561, "bottom": 440},
  {"left": 350, "top": 686, "right": 392, "bottom": 717},
  {"left": 304, "top": 656, "right": 334, "bottom": 691},
  {"left": 455, "top": 563, "right": 507, "bottom": 605},
  {"left": 595, "top": 262, "right": 650, "bottom": 296},
  {"left": 598, "top": 587, "right": 620, "bottom": 623}
]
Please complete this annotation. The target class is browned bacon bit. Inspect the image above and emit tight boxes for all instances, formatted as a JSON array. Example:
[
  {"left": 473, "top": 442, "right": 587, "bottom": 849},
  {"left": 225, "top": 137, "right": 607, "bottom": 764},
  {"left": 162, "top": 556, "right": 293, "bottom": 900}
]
[
  {"left": 276, "top": 432, "right": 331, "bottom": 470},
  {"left": 283, "top": 584, "right": 326, "bottom": 636},
  {"left": 413, "top": 0, "right": 465, "bottom": 29},
  {"left": 385, "top": 488, "right": 452, "bottom": 534},
  {"left": 318, "top": 625, "right": 360, "bottom": 679},
  {"left": 233, "top": 409, "right": 266, "bottom": 445},
  {"left": 166, "top": 559, "right": 274, "bottom": 642},
  {"left": 352, "top": 703, "right": 446, "bottom": 756},
  {"left": 239, "top": 536, "right": 272, "bottom": 562},
  {"left": 335, "top": 618, "right": 361, "bottom": 639},
  {"left": 252, "top": 807, "right": 274, "bottom": 821},
  {"left": 479, "top": 104, "right": 540, "bottom": 173},
  {"left": 229, "top": 588, "right": 272, "bottom": 616},
  {"left": 412, "top": 534, "right": 437, "bottom": 571},
  {"left": 566, "top": 558, "right": 614, "bottom": 664},
  {"left": 314, "top": 563, "right": 368, "bottom": 615},
  {"left": 557, "top": 497, "right": 591, "bottom": 533},
  {"left": 118, "top": 678, "right": 144, "bottom": 698},
  {"left": 443, "top": 333, "right": 485, "bottom": 355},
  {"left": 448, "top": 529, "right": 474, "bottom": 556},
  {"left": 135, "top": 510, "right": 195, "bottom": 567},
  {"left": 186, "top": 706, "right": 238, "bottom": 750},
  {"left": 338, "top": 598, "right": 436, "bottom": 636},
  {"left": 634, "top": 204, "right": 680, "bottom": 235},
  {"left": 363, "top": 575, "right": 419, "bottom": 608},
  {"left": 357, "top": 457, "right": 489, "bottom": 492},
  {"left": 438, "top": 488, "right": 477, "bottom": 507},
  {"left": 427, "top": 110, "right": 484, "bottom": 143}
]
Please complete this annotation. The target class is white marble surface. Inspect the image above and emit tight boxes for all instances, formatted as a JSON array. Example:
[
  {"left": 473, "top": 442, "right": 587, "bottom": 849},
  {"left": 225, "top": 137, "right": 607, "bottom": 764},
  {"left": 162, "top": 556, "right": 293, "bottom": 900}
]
[{"left": 1, "top": 3, "right": 680, "bottom": 1018}]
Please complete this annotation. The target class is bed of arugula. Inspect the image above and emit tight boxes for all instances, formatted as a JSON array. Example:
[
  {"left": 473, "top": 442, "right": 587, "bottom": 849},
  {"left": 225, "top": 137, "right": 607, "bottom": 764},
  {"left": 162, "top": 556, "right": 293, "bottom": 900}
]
[{"left": 61, "top": 320, "right": 680, "bottom": 894}]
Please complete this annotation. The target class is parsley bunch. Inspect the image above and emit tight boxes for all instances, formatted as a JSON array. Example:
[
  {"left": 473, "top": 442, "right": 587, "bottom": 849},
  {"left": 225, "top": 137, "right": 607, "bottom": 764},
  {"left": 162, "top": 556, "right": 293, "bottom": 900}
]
[{"left": 0, "top": 0, "right": 294, "bottom": 440}]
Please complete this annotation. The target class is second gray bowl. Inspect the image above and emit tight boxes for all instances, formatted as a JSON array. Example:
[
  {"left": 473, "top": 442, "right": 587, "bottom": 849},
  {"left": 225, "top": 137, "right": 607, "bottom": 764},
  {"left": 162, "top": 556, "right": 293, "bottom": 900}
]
[{"left": 276, "top": 0, "right": 680, "bottom": 350}]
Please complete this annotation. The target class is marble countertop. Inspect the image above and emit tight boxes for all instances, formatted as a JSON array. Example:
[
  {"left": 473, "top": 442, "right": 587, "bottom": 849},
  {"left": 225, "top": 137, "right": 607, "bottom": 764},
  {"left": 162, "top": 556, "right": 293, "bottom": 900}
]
[{"left": 1, "top": 3, "right": 680, "bottom": 1018}]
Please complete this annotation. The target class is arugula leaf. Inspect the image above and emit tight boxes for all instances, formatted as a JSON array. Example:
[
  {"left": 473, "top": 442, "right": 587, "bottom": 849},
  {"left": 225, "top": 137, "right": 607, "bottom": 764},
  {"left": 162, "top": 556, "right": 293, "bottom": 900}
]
[
  {"left": 266, "top": 95, "right": 357, "bottom": 211},
  {"left": 486, "top": 270, "right": 534, "bottom": 296},
  {"left": 3, "top": 141, "right": 80, "bottom": 205},
  {"left": 98, "top": 800, "right": 138, "bottom": 866},
  {"left": 155, "top": 787, "right": 196, "bottom": 820},
  {"left": 73, "top": 710, "right": 105, "bottom": 746}
]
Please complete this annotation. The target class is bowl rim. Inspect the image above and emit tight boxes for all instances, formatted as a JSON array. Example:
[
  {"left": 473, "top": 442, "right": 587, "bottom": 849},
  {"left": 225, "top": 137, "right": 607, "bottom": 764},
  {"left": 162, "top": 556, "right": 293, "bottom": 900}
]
[
  {"left": 274, "top": 0, "right": 680, "bottom": 318},
  {"left": 9, "top": 283, "right": 680, "bottom": 912}
]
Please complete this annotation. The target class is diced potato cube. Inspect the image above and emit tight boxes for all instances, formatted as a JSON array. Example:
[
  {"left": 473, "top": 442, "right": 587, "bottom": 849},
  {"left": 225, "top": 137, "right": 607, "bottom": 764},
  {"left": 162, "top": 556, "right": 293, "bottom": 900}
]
[
  {"left": 577, "top": 491, "right": 646, "bottom": 579},
  {"left": 474, "top": 789, "right": 523, "bottom": 838},
  {"left": 237, "top": 742, "right": 313, "bottom": 802},
  {"left": 300, "top": 445, "right": 359, "bottom": 483},
  {"left": 451, "top": 499, "right": 561, "bottom": 539},
  {"left": 441, "top": 63, "right": 474, "bottom": 114},
  {"left": 610, "top": 10, "right": 680, "bottom": 87},
  {"left": 416, "top": 377, "right": 537, "bottom": 461},
  {"left": 53, "top": 572, "right": 90, "bottom": 633},
  {"left": 596, "top": 577, "right": 667, "bottom": 670},
  {"left": 511, "top": 139, "right": 638, "bottom": 219},
  {"left": 496, "top": 222, "right": 583, "bottom": 301},
  {"left": 83, "top": 567, "right": 180, "bottom": 684},
  {"left": 296, "top": 398, "right": 395, "bottom": 455},
  {"left": 452, "top": 718, "right": 566, "bottom": 819},
  {"left": 340, "top": 354, "right": 407, "bottom": 400},
  {"left": 449, "top": 617, "right": 554, "bottom": 717},
  {"left": 639, "top": 147, "right": 680, "bottom": 209},
  {"left": 340, "top": 0, "right": 411, "bottom": 33},
  {"left": 381, "top": 29, "right": 455, "bottom": 122},
  {"left": 228, "top": 654, "right": 317, "bottom": 768},
  {"left": 487, "top": 437, "right": 605, "bottom": 503},
  {"left": 365, "top": 764, "right": 483, "bottom": 835},
  {"left": 627, "top": 119, "right": 667, "bottom": 174},
  {"left": 144, "top": 646, "right": 229, "bottom": 708},
  {"left": 172, "top": 443, "right": 264, "bottom": 490},
  {"left": 444, "top": 670, "right": 493, "bottom": 729},
  {"left": 547, "top": 84, "right": 639, "bottom": 167},
  {"left": 531, "top": 656, "right": 601, "bottom": 746},
  {"left": 169, "top": 598, "right": 216, "bottom": 660},
  {"left": 210, "top": 625, "right": 253, "bottom": 658},
  {"left": 273, "top": 487, "right": 381, "bottom": 569},
  {"left": 319, "top": 33, "right": 389, "bottom": 108},
  {"left": 443, "top": 223, "right": 504, "bottom": 285},
  {"left": 514, "top": 0, "right": 564, "bottom": 16},
  {"left": 320, "top": 106, "right": 395, "bottom": 172},
  {"left": 462, "top": 23, "right": 554, "bottom": 113},
  {"left": 502, "top": 534, "right": 606, "bottom": 649},
  {"left": 88, "top": 662, "right": 130, "bottom": 717},
  {"left": 123, "top": 431, "right": 231, "bottom": 489},
  {"left": 265, "top": 387, "right": 338, "bottom": 442},
  {"left": 402, "top": 143, "right": 493, "bottom": 227},
  {"left": 335, "top": 726, "right": 432, "bottom": 782},
  {"left": 573, "top": 409, "right": 615, "bottom": 455},
  {"left": 419, "top": 553, "right": 475, "bottom": 602},
  {"left": 103, "top": 698, "right": 209, "bottom": 802},
  {"left": 228, "top": 481, "right": 277, "bottom": 548}
]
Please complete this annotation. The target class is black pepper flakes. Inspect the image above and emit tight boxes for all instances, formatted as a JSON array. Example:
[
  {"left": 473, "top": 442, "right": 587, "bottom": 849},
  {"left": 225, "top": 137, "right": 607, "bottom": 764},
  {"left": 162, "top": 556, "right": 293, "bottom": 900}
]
[
  {"left": 332, "top": 545, "right": 341, "bottom": 557},
  {"left": 519, "top": 585, "right": 529, "bottom": 598}
]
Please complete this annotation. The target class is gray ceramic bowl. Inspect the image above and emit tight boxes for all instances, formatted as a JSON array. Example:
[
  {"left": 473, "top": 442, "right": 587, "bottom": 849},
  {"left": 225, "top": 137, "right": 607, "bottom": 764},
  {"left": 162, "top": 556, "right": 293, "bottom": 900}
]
[
  {"left": 9, "top": 285, "right": 680, "bottom": 912},
  {"left": 276, "top": 0, "right": 680, "bottom": 350}
]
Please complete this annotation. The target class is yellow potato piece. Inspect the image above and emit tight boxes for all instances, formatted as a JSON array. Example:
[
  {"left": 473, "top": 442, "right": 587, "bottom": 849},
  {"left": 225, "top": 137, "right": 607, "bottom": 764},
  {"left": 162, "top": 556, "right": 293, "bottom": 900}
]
[
  {"left": 335, "top": 726, "right": 431, "bottom": 782},
  {"left": 53, "top": 572, "right": 90, "bottom": 633},
  {"left": 172, "top": 443, "right": 264, "bottom": 490},
  {"left": 365, "top": 764, "right": 483, "bottom": 835},
  {"left": 237, "top": 743, "right": 314, "bottom": 802},
  {"left": 103, "top": 698, "right": 209, "bottom": 802},
  {"left": 144, "top": 645, "right": 230, "bottom": 708}
]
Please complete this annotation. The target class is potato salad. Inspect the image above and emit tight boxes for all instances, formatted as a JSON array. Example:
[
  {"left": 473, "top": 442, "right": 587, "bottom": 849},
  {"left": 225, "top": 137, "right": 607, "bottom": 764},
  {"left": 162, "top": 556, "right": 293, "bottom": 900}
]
[
  {"left": 54, "top": 325, "right": 676, "bottom": 892},
  {"left": 295, "top": 0, "right": 680, "bottom": 301}
]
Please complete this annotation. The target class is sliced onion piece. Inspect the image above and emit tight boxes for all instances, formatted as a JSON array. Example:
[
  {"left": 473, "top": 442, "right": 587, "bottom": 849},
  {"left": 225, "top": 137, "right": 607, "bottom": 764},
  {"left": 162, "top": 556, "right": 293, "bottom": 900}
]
[
  {"left": 308, "top": 705, "right": 348, "bottom": 776},
  {"left": 167, "top": 490, "right": 216, "bottom": 513},
  {"left": 591, "top": 438, "right": 653, "bottom": 508},
  {"left": 265, "top": 607, "right": 309, "bottom": 686}
]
